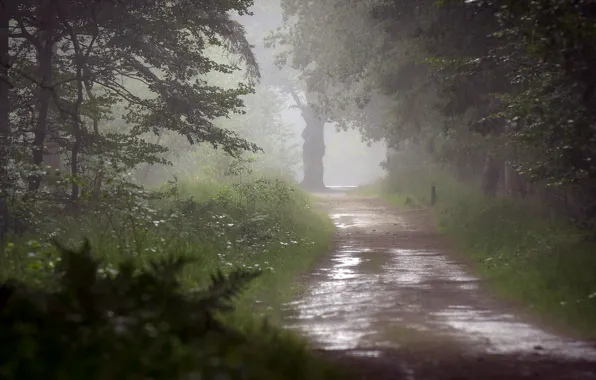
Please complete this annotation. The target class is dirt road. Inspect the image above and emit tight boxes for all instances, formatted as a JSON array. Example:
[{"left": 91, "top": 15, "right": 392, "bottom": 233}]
[{"left": 283, "top": 190, "right": 596, "bottom": 379}]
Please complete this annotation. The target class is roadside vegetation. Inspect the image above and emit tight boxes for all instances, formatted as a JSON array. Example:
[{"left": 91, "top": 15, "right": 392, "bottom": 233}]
[
  {"left": 1, "top": 177, "right": 340, "bottom": 379},
  {"left": 369, "top": 148, "right": 596, "bottom": 338},
  {"left": 5, "top": 0, "right": 596, "bottom": 375},
  {"left": 0, "top": 0, "right": 342, "bottom": 377},
  {"left": 0, "top": 178, "right": 333, "bottom": 321},
  {"left": 272, "top": 0, "right": 596, "bottom": 339}
]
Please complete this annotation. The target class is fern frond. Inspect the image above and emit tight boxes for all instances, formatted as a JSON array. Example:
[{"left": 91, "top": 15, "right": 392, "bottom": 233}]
[{"left": 197, "top": 269, "right": 261, "bottom": 312}]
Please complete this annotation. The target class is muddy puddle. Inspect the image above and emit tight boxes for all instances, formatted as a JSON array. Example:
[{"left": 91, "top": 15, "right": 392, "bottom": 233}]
[{"left": 283, "top": 190, "right": 596, "bottom": 377}]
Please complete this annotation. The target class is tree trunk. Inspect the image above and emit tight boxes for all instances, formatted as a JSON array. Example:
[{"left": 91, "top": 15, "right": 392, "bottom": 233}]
[
  {"left": 86, "top": 84, "right": 104, "bottom": 201},
  {"left": 0, "top": 0, "right": 8, "bottom": 148},
  {"left": 59, "top": 5, "right": 86, "bottom": 204},
  {"left": 287, "top": 89, "right": 326, "bottom": 191},
  {"left": 83, "top": 51, "right": 104, "bottom": 202},
  {"left": 29, "top": 0, "right": 56, "bottom": 191},
  {"left": 300, "top": 108, "right": 325, "bottom": 190},
  {"left": 482, "top": 154, "right": 500, "bottom": 197},
  {"left": 0, "top": 1, "right": 10, "bottom": 240},
  {"left": 0, "top": 1, "right": 9, "bottom": 176}
]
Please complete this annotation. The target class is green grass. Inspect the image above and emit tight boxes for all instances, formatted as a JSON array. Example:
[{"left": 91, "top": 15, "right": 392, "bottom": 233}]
[
  {"left": 374, "top": 168, "right": 596, "bottom": 338},
  {"left": 1, "top": 178, "right": 332, "bottom": 318},
  {"left": 0, "top": 177, "right": 344, "bottom": 379}
]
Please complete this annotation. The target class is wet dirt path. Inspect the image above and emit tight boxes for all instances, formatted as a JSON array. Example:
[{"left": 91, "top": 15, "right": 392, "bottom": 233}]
[{"left": 284, "top": 190, "right": 596, "bottom": 379}]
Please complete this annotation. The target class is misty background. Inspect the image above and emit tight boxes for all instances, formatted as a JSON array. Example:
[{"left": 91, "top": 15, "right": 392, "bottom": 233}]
[{"left": 237, "top": 0, "right": 387, "bottom": 187}]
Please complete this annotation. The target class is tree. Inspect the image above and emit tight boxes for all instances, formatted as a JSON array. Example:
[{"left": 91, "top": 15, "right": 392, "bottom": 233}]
[
  {"left": 4, "top": 0, "right": 261, "bottom": 200},
  {"left": 1, "top": 0, "right": 10, "bottom": 237},
  {"left": 286, "top": 89, "right": 325, "bottom": 189},
  {"left": 231, "top": 0, "right": 330, "bottom": 190},
  {"left": 273, "top": 0, "right": 596, "bottom": 220},
  {"left": 1, "top": 0, "right": 265, "bottom": 239}
]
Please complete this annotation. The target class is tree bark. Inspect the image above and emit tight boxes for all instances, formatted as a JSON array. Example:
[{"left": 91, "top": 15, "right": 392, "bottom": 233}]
[
  {"left": 28, "top": 0, "right": 56, "bottom": 191},
  {"left": 79, "top": 33, "right": 103, "bottom": 202},
  {"left": 0, "top": 0, "right": 10, "bottom": 240},
  {"left": 0, "top": 1, "right": 10, "bottom": 174},
  {"left": 287, "top": 89, "right": 326, "bottom": 191},
  {"left": 58, "top": 1, "right": 85, "bottom": 203},
  {"left": 69, "top": 66, "right": 84, "bottom": 203},
  {"left": 84, "top": 77, "right": 104, "bottom": 201},
  {"left": 300, "top": 108, "right": 325, "bottom": 190}
]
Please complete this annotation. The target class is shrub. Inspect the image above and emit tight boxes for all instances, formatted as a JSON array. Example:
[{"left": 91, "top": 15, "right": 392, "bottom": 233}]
[
  {"left": 0, "top": 240, "right": 343, "bottom": 380},
  {"left": 378, "top": 166, "right": 596, "bottom": 337}
]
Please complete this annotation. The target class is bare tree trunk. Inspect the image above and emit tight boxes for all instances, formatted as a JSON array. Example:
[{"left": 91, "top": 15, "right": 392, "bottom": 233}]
[
  {"left": 80, "top": 34, "right": 103, "bottom": 202},
  {"left": 58, "top": 3, "right": 85, "bottom": 203},
  {"left": 91, "top": 168, "right": 104, "bottom": 202},
  {"left": 29, "top": 0, "right": 56, "bottom": 191},
  {"left": 69, "top": 107, "right": 83, "bottom": 202},
  {"left": 0, "top": 1, "right": 10, "bottom": 240},
  {"left": 300, "top": 109, "right": 325, "bottom": 190},
  {"left": 86, "top": 84, "right": 104, "bottom": 201},
  {"left": 0, "top": 1, "right": 8, "bottom": 153},
  {"left": 287, "top": 89, "right": 326, "bottom": 191},
  {"left": 0, "top": 1, "right": 9, "bottom": 174}
]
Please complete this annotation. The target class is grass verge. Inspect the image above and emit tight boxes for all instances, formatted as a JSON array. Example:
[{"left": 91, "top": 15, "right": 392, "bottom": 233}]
[
  {"left": 374, "top": 168, "right": 596, "bottom": 338},
  {"left": 0, "top": 177, "right": 343, "bottom": 379}
]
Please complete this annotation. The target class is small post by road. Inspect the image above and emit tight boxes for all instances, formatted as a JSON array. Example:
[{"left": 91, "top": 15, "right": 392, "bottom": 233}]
[{"left": 431, "top": 184, "right": 437, "bottom": 206}]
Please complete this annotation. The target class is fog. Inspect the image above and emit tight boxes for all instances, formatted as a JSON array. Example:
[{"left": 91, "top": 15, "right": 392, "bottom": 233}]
[
  {"left": 98, "top": 0, "right": 390, "bottom": 188},
  {"left": 280, "top": 104, "right": 386, "bottom": 187},
  {"left": 232, "top": 1, "right": 387, "bottom": 189},
  {"left": 4, "top": 0, "right": 596, "bottom": 377}
]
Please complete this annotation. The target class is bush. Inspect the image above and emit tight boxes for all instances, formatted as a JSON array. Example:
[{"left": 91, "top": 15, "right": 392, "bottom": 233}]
[
  {"left": 0, "top": 176, "right": 340, "bottom": 379},
  {"left": 378, "top": 166, "right": 596, "bottom": 338},
  {"left": 0, "top": 240, "right": 344, "bottom": 380},
  {"left": 0, "top": 178, "right": 332, "bottom": 318}
]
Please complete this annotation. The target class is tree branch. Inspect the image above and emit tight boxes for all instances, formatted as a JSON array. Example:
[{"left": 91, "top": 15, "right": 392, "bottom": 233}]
[
  {"left": 15, "top": 19, "right": 42, "bottom": 50},
  {"left": 93, "top": 78, "right": 144, "bottom": 105},
  {"left": 288, "top": 88, "right": 306, "bottom": 111}
]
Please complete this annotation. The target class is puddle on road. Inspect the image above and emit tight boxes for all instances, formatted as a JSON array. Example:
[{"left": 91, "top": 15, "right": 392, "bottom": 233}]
[
  {"left": 330, "top": 210, "right": 409, "bottom": 230},
  {"left": 284, "top": 197, "right": 596, "bottom": 364},
  {"left": 434, "top": 306, "right": 596, "bottom": 360}
]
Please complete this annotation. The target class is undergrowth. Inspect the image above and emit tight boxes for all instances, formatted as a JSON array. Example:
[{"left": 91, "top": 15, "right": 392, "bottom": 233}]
[
  {"left": 1, "top": 178, "right": 332, "bottom": 320},
  {"left": 0, "top": 177, "right": 340, "bottom": 379},
  {"left": 376, "top": 168, "right": 596, "bottom": 338},
  {"left": 0, "top": 240, "right": 344, "bottom": 379}
]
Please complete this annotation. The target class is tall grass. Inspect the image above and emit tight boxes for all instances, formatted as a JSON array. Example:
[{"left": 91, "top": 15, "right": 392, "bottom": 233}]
[
  {"left": 1, "top": 178, "right": 332, "bottom": 321},
  {"left": 0, "top": 177, "right": 343, "bottom": 379},
  {"left": 377, "top": 167, "right": 596, "bottom": 338}
]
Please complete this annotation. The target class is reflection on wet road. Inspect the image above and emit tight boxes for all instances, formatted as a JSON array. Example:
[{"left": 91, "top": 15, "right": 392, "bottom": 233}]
[{"left": 283, "top": 191, "right": 596, "bottom": 371}]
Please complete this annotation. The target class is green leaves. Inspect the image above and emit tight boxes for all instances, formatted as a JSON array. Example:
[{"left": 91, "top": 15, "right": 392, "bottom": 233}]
[
  {"left": 4, "top": 0, "right": 263, "bottom": 212},
  {"left": 0, "top": 239, "right": 261, "bottom": 379},
  {"left": 276, "top": 0, "right": 596, "bottom": 220},
  {"left": 199, "top": 269, "right": 263, "bottom": 313}
]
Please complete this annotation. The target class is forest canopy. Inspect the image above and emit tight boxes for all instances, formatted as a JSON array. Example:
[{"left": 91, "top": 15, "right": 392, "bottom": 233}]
[
  {"left": 0, "top": 0, "right": 272, "bottom": 235},
  {"left": 271, "top": 0, "right": 596, "bottom": 223}
]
